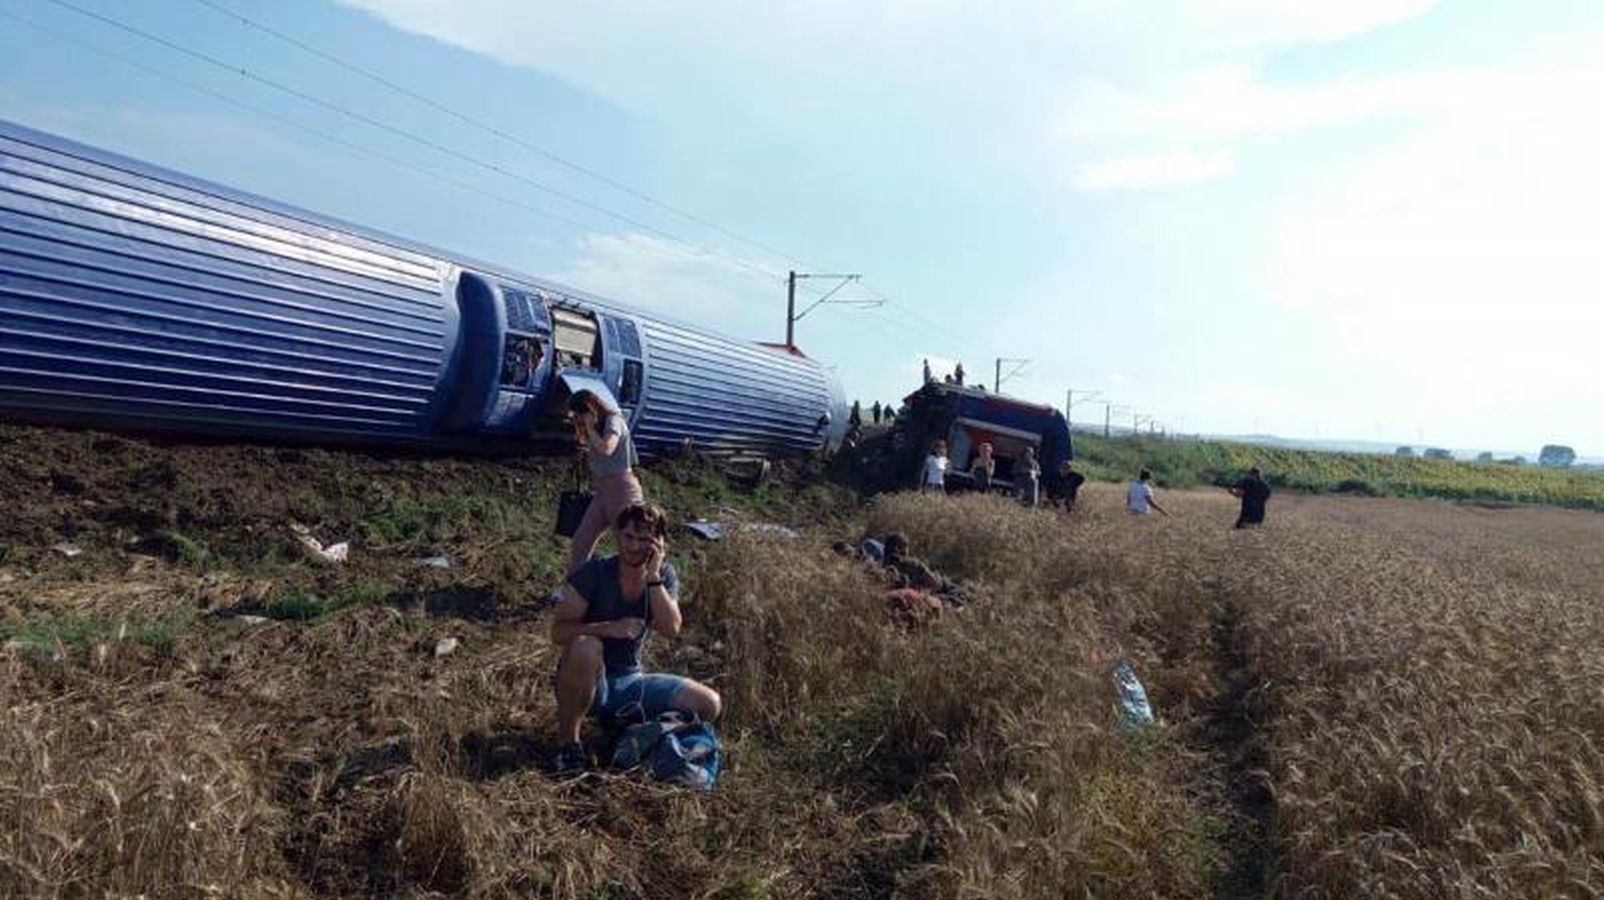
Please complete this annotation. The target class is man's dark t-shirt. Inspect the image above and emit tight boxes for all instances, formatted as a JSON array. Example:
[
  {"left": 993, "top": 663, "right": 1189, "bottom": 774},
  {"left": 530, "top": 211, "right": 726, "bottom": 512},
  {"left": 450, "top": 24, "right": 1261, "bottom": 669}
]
[
  {"left": 1063, "top": 470, "right": 1087, "bottom": 500},
  {"left": 567, "top": 556, "right": 680, "bottom": 675},
  {"left": 1235, "top": 475, "right": 1272, "bottom": 525}
]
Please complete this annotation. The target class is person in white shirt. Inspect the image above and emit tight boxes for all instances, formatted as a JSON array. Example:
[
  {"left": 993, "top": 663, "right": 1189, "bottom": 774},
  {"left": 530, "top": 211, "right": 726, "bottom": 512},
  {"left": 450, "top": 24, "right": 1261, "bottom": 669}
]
[
  {"left": 1126, "top": 468, "right": 1170, "bottom": 516},
  {"left": 922, "top": 440, "right": 949, "bottom": 493}
]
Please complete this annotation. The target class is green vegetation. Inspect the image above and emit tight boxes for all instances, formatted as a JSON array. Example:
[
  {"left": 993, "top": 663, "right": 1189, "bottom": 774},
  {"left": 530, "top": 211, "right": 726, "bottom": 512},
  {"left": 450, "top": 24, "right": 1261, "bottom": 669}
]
[
  {"left": 361, "top": 494, "right": 540, "bottom": 546},
  {"left": 1072, "top": 434, "right": 1604, "bottom": 509},
  {"left": 159, "top": 528, "right": 213, "bottom": 569},
  {"left": 263, "top": 581, "right": 391, "bottom": 622},
  {"left": 0, "top": 608, "right": 197, "bottom": 657}
]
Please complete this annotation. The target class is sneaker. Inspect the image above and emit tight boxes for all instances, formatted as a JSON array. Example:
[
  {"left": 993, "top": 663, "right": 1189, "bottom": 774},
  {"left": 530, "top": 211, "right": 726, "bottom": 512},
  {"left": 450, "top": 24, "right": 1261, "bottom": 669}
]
[{"left": 550, "top": 740, "right": 587, "bottom": 776}]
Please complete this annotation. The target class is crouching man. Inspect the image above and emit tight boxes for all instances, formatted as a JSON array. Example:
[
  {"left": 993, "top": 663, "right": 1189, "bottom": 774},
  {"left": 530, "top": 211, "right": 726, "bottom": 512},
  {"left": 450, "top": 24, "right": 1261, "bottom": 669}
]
[{"left": 550, "top": 503, "right": 721, "bottom": 774}]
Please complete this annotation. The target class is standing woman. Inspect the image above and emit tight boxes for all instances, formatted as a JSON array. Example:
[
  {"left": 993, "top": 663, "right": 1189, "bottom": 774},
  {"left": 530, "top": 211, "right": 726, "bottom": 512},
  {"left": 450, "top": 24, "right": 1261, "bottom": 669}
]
[
  {"left": 567, "top": 390, "right": 644, "bottom": 574},
  {"left": 921, "top": 440, "right": 949, "bottom": 493},
  {"left": 969, "top": 442, "right": 996, "bottom": 493}
]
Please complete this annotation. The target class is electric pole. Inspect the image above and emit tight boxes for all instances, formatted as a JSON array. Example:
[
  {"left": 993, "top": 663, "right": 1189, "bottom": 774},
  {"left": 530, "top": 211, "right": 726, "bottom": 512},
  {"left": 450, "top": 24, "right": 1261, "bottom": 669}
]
[
  {"left": 995, "top": 357, "right": 1030, "bottom": 393},
  {"left": 1104, "top": 403, "right": 1127, "bottom": 439},
  {"left": 1066, "top": 389, "right": 1100, "bottom": 431},
  {"left": 785, "top": 270, "right": 868, "bottom": 348}
]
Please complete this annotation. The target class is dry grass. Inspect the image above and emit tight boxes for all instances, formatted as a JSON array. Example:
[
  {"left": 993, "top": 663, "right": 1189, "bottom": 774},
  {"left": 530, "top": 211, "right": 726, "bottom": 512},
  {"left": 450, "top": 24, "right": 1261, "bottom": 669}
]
[{"left": 6, "top": 425, "right": 1604, "bottom": 898}]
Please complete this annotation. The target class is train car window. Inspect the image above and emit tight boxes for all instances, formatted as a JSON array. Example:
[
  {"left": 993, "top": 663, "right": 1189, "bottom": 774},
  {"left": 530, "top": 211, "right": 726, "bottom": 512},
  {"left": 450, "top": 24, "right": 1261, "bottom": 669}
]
[
  {"left": 620, "top": 359, "right": 643, "bottom": 406},
  {"left": 550, "top": 307, "right": 601, "bottom": 369},
  {"left": 606, "top": 317, "right": 643, "bottom": 358},
  {"left": 500, "top": 336, "right": 543, "bottom": 388},
  {"left": 503, "top": 288, "right": 538, "bottom": 333}
]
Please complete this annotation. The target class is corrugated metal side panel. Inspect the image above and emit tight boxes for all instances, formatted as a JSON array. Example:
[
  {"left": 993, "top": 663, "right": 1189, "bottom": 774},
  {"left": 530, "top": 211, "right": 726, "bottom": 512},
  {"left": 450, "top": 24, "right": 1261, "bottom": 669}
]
[
  {"left": 0, "top": 129, "right": 449, "bottom": 440},
  {"left": 632, "top": 319, "right": 834, "bottom": 453}
]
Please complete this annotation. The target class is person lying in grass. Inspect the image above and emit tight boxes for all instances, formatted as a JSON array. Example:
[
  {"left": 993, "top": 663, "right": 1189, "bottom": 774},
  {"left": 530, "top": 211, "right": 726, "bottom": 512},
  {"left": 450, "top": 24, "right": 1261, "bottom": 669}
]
[
  {"left": 549, "top": 503, "right": 722, "bottom": 775},
  {"left": 881, "top": 532, "right": 970, "bottom": 609}
]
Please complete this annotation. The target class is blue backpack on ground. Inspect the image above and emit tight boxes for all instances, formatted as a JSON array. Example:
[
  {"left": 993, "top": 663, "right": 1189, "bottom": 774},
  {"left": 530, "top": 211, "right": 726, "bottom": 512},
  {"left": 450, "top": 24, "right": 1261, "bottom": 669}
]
[{"left": 610, "top": 712, "right": 723, "bottom": 791}]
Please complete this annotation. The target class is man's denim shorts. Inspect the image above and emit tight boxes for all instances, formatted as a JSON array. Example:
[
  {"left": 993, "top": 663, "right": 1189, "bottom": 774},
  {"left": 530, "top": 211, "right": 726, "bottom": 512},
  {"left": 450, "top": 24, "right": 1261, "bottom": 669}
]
[{"left": 591, "top": 669, "right": 687, "bottom": 721}]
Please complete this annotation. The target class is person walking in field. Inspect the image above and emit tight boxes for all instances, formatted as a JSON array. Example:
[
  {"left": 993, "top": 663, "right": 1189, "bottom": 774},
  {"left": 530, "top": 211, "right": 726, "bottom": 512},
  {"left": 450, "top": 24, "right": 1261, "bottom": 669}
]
[
  {"left": 1127, "top": 468, "right": 1169, "bottom": 516},
  {"left": 566, "top": 389, "right": 644, "bottom": 574},
  {"left": 871, "top": 401, "right": 883, "bottom": 425},
  {"left": 921, "top": 440, "right": 949, "bottom": 493},
  {"left": 849, "top": 400, "right": 863, "bottom": 429},
  {"left": 549, "top": 503, "right": 721, "bottom": 774},
  {"left": 1228, "top": 466, "right": 1272, "bottom": 528}
]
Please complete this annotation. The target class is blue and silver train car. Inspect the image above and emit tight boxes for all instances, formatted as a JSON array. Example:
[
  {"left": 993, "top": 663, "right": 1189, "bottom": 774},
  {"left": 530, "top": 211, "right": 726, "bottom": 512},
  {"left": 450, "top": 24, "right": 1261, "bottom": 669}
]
[{"left": 0, "top": 119, "right": 848, "bottom": 456}]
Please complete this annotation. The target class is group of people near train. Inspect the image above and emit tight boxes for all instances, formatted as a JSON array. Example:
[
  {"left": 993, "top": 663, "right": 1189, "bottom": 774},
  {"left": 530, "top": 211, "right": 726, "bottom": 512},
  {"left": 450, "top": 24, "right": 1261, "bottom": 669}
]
[
  {"left": 548, "top": 389, "right": 1272, "bottom": 776},
  {"left": 918, "top": 438, "right": 1271, "bottom": 527},
  {"left": 918, "top": 439, "right": 1080, "bottom": 511}
]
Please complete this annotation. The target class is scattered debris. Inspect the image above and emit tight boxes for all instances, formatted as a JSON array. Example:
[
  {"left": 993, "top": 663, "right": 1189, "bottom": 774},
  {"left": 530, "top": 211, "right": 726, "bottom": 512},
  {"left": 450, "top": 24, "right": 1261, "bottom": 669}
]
[
  {"left": 235, "top": 615, "right": 270, "bottom": 626},
  {"left": 1114, "top": 660, "right": 1155, "bottom": 731},
  {"left": 434, "top": 636, "right": 460, "bottom": 657},
  {"left": 51, "top": 542, "right": 82, "bottom": 558},
  {"left": 683, "top": 521, "right": 724, "bottom": 541},
  {"left": 415, "top": 555, "right": 454, "bottom": 570},
  {"left": 682, "top": 519, "right": 800, "bottom": 542},
  {"left": 289, "top": 523, "right": 349, "bottom": 564}
]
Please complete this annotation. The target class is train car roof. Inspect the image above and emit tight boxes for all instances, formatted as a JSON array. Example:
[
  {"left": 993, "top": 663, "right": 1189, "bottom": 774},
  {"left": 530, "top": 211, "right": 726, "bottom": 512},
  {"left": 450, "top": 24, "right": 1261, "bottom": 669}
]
[
  {"left": 0, "top": 117, "right": 807, "bottom": 355},
  {"left": 903, "top": 381, "right": 1059, "bottom": 416}
]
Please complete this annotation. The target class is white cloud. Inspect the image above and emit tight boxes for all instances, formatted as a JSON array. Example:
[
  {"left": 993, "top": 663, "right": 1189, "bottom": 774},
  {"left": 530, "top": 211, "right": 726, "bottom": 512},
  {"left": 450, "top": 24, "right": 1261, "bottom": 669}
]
[
  {"left": 337, "top": 0, "right": 1444, "bottom": 139},
  {"left": 1198, "top": 0, "right": 1439, "bottom": 44},
  {"left": 552, "top": 232, "right": 779, "bottom": 334},
  {"left": 1267, "top": 63, "right": 1604, "bottom": 441},
  {"left": 1073, "top": 149, "right": 1234, "bottom": 190}
]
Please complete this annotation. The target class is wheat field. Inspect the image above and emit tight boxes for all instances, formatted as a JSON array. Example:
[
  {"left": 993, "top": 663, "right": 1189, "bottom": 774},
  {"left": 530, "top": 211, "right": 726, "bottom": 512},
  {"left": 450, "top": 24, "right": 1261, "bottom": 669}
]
[{"left": 3, "top": 426, "right": 1602, "bottom": 897}]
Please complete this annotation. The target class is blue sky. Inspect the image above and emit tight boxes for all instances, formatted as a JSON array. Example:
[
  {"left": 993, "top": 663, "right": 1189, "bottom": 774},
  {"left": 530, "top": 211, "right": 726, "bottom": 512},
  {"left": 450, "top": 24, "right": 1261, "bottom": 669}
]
[{"left": 2, "top": 0, "right": 1600, "bottom": 454}]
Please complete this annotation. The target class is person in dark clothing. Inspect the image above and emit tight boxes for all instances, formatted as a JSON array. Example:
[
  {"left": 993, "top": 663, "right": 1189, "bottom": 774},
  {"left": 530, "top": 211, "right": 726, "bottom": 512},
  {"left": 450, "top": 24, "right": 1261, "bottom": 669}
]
[
  {"left": 871, "top": 401, "right": 883, "bottom": 424},
  {"left": 849, "top": 401, "right": 862, "bottom": 429},
  {"left": 1056, "top": 462, "right": 1087, "bottom": 511},
  {"left": 1228, "top": 466, "right": 1272, "bottom": 528},
  {"left": 953, "top": 362, "right": 966, "bottom": 385}
]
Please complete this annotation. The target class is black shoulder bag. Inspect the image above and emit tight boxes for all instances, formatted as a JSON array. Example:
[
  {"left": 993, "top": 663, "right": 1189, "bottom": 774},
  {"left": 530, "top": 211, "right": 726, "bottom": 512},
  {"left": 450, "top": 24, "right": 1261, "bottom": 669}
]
[{"left": 555, "top": 458, "right": 593, "bottom": 538}]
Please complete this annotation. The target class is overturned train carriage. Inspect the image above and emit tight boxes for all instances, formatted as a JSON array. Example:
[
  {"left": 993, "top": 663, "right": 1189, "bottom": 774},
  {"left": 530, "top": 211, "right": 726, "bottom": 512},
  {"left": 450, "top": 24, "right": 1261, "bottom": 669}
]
[{"left": 0, "top": 119, "right": 847, "bottom": 456}]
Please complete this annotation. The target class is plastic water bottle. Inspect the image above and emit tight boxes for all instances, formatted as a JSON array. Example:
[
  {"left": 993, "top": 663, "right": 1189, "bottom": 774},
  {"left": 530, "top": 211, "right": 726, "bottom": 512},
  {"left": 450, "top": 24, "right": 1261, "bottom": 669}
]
[{"left": 1114, "top": 660, "right": 1155, "bottom": 731}]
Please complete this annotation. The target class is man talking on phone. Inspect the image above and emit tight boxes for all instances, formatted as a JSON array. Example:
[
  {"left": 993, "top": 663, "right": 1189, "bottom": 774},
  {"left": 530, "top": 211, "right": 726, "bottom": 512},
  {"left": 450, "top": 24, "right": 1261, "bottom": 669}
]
[{"left": 549, "top": 503, "right": 722, "bottom": 774}]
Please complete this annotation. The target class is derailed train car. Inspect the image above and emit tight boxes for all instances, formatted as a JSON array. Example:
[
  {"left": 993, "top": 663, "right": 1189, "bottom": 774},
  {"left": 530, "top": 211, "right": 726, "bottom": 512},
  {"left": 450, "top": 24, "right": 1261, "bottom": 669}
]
[{"left": 0, "top": 119, "right": 848, "bottom": 456}]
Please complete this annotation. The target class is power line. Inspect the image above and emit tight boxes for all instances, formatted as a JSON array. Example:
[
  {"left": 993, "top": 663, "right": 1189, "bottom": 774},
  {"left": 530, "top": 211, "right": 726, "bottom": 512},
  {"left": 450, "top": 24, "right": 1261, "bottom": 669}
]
[
  {"left": 179, "top": 0, "right": 994, "bottom": 359},
  {"left": 40, "top": 0, "right": 799, "bottom": 289},
  {"left": 858, "top": 279, "right": 984, "bottom": 356},
  {"left": 188, "top": 0, "right": 813, "bottom": 272},
  {"left": 0, "top": 6, "right": 602, "bottom": 237}
]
